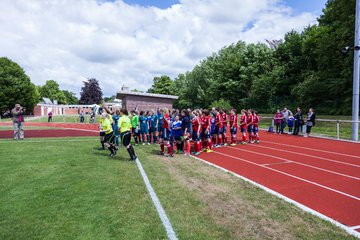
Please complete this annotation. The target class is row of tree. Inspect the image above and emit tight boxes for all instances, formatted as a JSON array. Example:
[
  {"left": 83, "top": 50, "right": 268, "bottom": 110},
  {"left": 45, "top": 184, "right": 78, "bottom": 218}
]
[
  {"left": 0, "top": 56, "right": 104, "bottom": 114},
  {"left": 148, "top": 0, "right": 356, "bottom": 114}
]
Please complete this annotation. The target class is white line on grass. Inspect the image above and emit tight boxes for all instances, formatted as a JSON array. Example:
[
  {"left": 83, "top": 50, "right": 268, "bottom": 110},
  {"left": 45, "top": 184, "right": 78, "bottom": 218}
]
[
  {"left": 135, "top": 158, "right": 178, "bottom": 240},
  {"left": 188, "top": 154, "right": 360, "bottom": 239}
]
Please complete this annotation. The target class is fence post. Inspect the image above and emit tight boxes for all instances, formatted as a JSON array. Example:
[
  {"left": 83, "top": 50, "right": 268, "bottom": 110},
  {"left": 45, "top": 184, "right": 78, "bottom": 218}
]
[{"left": 336, "top": 121, "right": 340, "bottom": 140}]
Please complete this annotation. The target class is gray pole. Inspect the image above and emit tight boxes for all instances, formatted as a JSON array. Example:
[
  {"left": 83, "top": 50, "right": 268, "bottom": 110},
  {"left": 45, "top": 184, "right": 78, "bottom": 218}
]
[{"left": 352, "top": 0, "right": 360, "bottom": 141}]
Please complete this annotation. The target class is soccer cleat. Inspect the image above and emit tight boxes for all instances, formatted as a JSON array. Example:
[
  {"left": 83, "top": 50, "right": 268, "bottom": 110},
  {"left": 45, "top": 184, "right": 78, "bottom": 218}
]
[
  {"left": 206, "top": 149, "right": 214, "bottom": 153},
  {"left": 240, "top": 141, "right": 247, "bottom": 145},
  {"left": 230, "top": 143, "right": 237, "bottom": 146},
  {"left": 194, "top": 152, "right": 201, "bottom": 156},
  {"left": 148, "top": 142, "right": 151, "bottom": 145},
  {"left": 166, "top": 154, "right": 174, "bottom": 158},
  {"left": 203, "top": 148, "right": 208, "bottom": 153},
  {"left": 250, "top": 141, "right": 255, "bottom": 144},
  {"left": 142, "top": 143, "right": 145, "bottom": 146},
  {"left": 157, "top": 152, "right": 165, "bottom": 156},
  {"left": 223, "top": 143, "right": 228, "bottom": 146}
]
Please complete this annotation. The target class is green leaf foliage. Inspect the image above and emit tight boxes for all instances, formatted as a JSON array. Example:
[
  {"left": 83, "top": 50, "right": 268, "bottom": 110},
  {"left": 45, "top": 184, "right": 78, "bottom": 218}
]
[{"left": 0, "top": 57, "right": 38, "bottom": 114}]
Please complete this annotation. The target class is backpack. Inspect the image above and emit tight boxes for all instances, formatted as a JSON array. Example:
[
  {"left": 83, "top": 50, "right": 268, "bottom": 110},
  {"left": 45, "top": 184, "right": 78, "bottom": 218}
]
[{"left": 268, "top": 125, "right": 273, "bottom": 133}]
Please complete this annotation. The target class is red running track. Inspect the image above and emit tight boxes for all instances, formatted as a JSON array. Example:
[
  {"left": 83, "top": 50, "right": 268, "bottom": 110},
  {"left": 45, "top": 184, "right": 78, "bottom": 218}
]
[
  {"left": 0, "top": 122, "right": 98, "bottom": 138},
  {"left": 195, "top": 131, "right": 360, "bottom": 234}
]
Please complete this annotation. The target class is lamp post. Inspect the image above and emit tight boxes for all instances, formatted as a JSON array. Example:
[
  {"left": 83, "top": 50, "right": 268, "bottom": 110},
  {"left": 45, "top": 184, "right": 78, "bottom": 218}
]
[{"left": 352, "top": 0, "right": 360, "bottom": 141}]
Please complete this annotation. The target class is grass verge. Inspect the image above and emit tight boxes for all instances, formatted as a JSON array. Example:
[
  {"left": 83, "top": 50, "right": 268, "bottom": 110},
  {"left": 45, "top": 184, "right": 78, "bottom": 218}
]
[{"left": 0, "top": 137, "right": 356, "bottom": 239}]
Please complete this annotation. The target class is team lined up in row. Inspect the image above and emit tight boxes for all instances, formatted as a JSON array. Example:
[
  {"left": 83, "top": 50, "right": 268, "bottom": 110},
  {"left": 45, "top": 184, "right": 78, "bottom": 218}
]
[{"left": 128, "top": 108, "right": 261, "bottom": 157}]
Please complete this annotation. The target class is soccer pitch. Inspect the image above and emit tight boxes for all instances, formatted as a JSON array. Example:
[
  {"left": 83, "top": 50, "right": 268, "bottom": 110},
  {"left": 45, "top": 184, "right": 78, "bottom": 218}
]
[{"left": 0, "top": 137, "right": 356, "bottom": 239}]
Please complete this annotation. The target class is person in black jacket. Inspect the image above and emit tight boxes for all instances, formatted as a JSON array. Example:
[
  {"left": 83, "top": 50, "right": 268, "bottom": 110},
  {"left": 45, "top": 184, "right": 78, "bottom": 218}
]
[
  {"left": 293, "top": 107, "right": 303, "bottom": 135},
  {"left": 304, "top": 108, "right": 316, "bottom": 137}
]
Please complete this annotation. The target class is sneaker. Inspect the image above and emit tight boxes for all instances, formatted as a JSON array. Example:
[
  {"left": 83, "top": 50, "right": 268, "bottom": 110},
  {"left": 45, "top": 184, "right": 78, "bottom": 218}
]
[
  {"left": 240, "top": 141, "right": 247, "bottom": 145},
  {"left": 166, "top": 154, "right": 174, "bottom": 158},
  {"left": 142, "top": 143, "right": 145, "bottom": 146},
  {"left": 194, "top": 152, "right": 201, "bottom": 156},
  {"left": 223, "top": 143, "right": 228, "bottom": 146},
  {"left": 230, "top": 143, "right": 237, "bottom": 146},
  {"left": 250, "top": 141, "right": 255, "bottom": 144},
  {"left": 109, "top": 153, "right": 115, "bottom": 157},
  {"left": 255, "top": 140, "right": 260, "bottom": 144},
  {"left": 148, "top": 142, "right": 151, "bottom": 145},
  {"left": 135, "top": 143, "right": 138, "bottom": 146},
  {"left": 304, "top": 135, "right": 308, "bottom": 138},
  {"left": 157, "top": 152, "right": 165, "bottom": 155},
  {"left": 207, "top": 149, "right": 214, "bottom": 153}
]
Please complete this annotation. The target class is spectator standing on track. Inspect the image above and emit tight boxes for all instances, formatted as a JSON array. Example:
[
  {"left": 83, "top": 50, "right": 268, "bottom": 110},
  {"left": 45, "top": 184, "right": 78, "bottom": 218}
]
[
  {"left": 280, "top": 107, "right": 292, "bottom": 134},
  {"left": 11, "top": 103, "right": 25, "bottom": 141},
  {"left": 304, "top": 108, "right": 316, "bottom": 137},
  {"left": 48, "top": 111, "right": 53, "bottom": 122},
  {"left": 80, "top": 111, "right": 85, "bottom": 123},
  {"left": 293, "top": 107, "right": 303, "bottom": 135},
  {"left": 288, "top": 113, "right": 294, "bottom": 134},
  {"left": 273, "top": 110, "right": 283, "bottom": 134}
]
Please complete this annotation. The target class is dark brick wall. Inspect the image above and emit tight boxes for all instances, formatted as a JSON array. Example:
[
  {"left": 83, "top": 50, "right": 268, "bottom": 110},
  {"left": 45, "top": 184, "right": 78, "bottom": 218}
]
[{"left": 123, "top": 96, "right": 174, "bottom": 112}]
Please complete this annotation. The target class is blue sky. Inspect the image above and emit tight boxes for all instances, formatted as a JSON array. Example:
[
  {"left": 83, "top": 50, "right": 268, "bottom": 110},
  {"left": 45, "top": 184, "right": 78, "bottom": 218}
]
[
  {"left": 122, "top": 0, "right": 328, "bottom": 14},
  {"left": 0, "top": 0, "right": 325, "bottom": 96}
]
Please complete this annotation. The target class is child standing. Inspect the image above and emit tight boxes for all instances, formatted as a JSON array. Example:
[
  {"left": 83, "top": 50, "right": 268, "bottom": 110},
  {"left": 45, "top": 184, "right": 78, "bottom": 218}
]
[{"left": 288, "top": 114, "right": 294, "bottom": 134}]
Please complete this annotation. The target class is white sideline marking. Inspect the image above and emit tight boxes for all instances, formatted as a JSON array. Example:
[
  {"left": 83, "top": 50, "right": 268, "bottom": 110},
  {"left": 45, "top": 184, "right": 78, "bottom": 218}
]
[
  {"left": 135, "top": 158, "right": 178, "bottom": 240},
  {"left": 189, "top": 155, "right": 360, "bottom": 239},
  {"left": 262, "top": 140, "right": 360, "bottom": 159},
  {"left": 213, "top": 151, "right": 360, "bottom": 201},
  {"left": 254, "top": 144, "right": 360, "bottom": 168},
  {"left": 229, "top": 146, "right": 360, "bottom": 180},
  {"left": 350, "top": 225, "right": 360, "bottom": 230}
]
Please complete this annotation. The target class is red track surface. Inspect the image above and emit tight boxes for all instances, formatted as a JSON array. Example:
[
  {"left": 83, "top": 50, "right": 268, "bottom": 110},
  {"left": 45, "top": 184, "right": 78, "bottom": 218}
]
[
  {"left": 196, "top": 131, "right": 360, "bottom": 233},
  {"left": 1, "top": 122, "right": 359, "bottom": 234},
  {"left": 0, "top": 122, "right": 98, "bottom": 138}
]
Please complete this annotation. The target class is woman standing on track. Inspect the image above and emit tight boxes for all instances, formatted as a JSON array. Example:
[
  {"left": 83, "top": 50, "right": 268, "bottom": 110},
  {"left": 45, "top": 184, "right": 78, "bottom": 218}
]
[
  {"left": 304, "top": 108, "right": 316, "bottom": 138},
  {"left": 119, "top": 108, "right": 137, "bottom": 161},
  {"left": 293, "top": 107, "right": 303, "bottom": 135},
  {"left": 274, "top": 109, "right": 283, "bottom": 134}
]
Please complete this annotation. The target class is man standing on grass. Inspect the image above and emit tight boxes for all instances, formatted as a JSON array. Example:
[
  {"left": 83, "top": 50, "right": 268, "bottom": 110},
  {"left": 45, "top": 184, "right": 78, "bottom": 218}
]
[{"left": 11, "top": 103, "right": 25, "bottom": 140}]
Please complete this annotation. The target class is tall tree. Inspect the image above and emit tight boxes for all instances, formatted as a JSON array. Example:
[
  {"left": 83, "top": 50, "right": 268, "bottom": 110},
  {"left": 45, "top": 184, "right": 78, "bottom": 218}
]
[
  {"left": 38, "top": 80, "right": 67, "bottom": 104},
  {"left": 79, "top": 78, "right": 103, "bottom": 104},
  {"left": 0, "top": 57, "right": 38, "bottom": 114},
  {"left": 62, "top": 90, "right": 78, "bottom": 104},
  {"left": 147, "top": 75, "right": 174, "bottom": 95}
]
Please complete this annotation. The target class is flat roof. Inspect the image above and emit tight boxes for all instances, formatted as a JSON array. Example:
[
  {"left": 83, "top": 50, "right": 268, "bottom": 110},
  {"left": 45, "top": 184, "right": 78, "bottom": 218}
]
[{"left": 117, "top": 91, "right": 178, "bottom": 100}]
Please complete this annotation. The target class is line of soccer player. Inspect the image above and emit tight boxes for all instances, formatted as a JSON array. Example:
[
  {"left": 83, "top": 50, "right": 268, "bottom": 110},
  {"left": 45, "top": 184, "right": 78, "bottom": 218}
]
[{"left": 128, "top": 107, "right": 260, "bottom": 158}]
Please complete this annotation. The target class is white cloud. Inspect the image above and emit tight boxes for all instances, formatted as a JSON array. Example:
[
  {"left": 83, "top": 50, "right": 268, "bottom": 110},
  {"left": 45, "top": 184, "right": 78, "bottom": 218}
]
[{"left": 0, "top": 0, "right": 319, "bottom": 97}]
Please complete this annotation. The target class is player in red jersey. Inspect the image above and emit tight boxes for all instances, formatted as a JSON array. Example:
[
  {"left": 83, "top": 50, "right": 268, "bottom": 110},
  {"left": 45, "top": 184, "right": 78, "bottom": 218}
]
[
  {"left": 252, "top": 110, "right": 260, "bottom": 143},
  {"left": 201, "top": 109, "right": 213, "bottom": 152},
  {"left": 229, "top": 109, "right": 238, "bottom": 146},
  {"left": 158, "top": 108, "right": 173, "bottom": 157},
  {"left": 191, "top": 110, "right": 202, "bottom": 155},
  {"left": 220, "top": 109, "right": 229, "bottom": 146},
  {"left": 247, "top": 109, "right": 254, "bottom": 143},
  {"left": 239, "top": 109, "right": 248, "bottom": 144},
  {"left": 214, "top": 108, "right": 223, "bottom": 147}
]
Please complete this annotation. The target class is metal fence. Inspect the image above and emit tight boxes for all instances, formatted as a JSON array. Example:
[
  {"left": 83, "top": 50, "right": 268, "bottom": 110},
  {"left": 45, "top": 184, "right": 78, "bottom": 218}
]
[{"left": 260, "top": 117, "right": 360, "bottom": 141}]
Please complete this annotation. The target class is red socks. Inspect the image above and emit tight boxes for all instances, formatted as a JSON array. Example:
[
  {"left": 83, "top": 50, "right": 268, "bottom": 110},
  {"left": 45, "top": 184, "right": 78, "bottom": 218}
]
[
  {"left": 242, "top": 135, "right": 247, "bottom": 142},
  {"left": 160, "top": 143, "right": 164, "bottom": 153},
  {"left": 217, "top": 137, "right": 222, "bottom": 145},
  {"left": 167, "top": 145, "right": 173, "bottom": 155}
]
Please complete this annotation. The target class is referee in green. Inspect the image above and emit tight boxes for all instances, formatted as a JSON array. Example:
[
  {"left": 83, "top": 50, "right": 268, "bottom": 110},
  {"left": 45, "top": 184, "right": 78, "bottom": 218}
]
[{"left": 119, "top": 108, "right": 137, "bottom": 161}]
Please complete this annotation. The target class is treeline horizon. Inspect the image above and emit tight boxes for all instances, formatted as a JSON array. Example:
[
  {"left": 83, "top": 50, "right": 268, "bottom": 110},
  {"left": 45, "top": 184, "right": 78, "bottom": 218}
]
[{"left": 148, "top": 0, "right": 357, "bottom": 115}]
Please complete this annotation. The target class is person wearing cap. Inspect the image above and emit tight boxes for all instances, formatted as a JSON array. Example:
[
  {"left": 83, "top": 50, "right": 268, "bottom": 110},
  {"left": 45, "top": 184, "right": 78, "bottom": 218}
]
[{"left": 11, "top": 104, "right": 25, "bottom": 140}]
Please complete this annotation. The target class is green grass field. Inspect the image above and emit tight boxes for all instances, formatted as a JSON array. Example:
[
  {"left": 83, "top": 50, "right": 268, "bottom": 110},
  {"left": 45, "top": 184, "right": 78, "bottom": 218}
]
[{"left": 0, "top": 137, "right": 356, "bottom": 239}]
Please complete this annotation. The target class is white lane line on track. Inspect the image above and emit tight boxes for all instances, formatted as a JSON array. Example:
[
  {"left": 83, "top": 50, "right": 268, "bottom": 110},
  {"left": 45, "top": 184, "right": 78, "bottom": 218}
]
[
  {"left": 189, "top": 154, "right": 360, "bottom": 239},
  {"left": 261, "top": 161, "right": 292, "bottom": 166},
  {"left": 213, "top": 151, "right": 360, "bottom": 201},
  {"left": 135, "top": 158, "right": 178, "bottom": 240},
  {"left": 350, "top": 225, "right": 360, "bottom": 230},
  {"left": 253, "top": 143, "right": 360, "bottom": 168},
  {"left": 229, "top": 146, "right": 360, "bottom": 181},
  {"left": 262, "top": 140, "right": 360, "bottom": 159}
]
